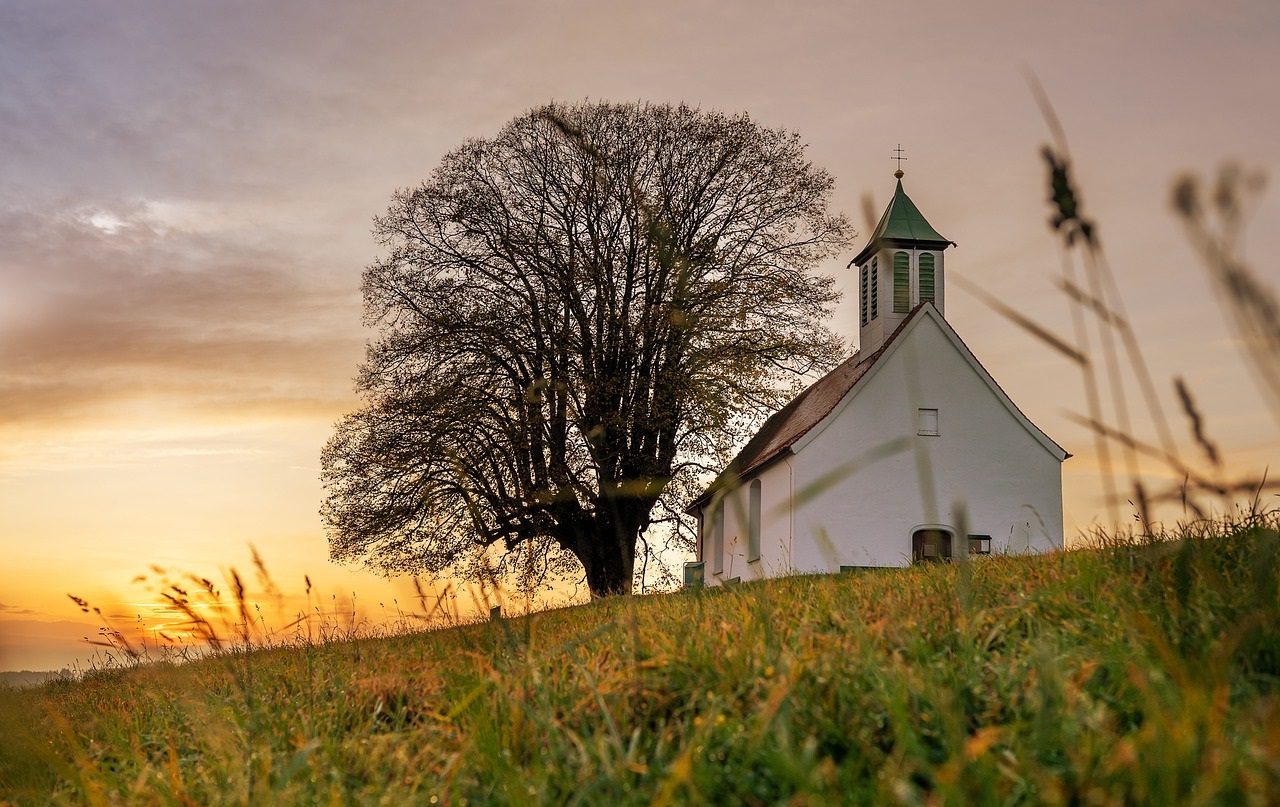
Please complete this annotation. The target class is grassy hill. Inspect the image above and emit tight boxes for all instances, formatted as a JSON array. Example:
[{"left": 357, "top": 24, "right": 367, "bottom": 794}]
[{"left": 3, "top": 513, "right": 1279, "bottom": 805}]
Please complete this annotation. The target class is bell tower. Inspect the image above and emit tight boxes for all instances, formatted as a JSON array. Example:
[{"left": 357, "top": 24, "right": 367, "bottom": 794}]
[{"left": 852, "top": 156, "right": 955, "bottom": 355}]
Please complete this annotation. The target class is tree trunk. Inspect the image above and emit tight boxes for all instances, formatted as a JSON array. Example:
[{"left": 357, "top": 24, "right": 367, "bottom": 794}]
[{"left": 575, "top": 512, "right": 639, "bottom": 598}]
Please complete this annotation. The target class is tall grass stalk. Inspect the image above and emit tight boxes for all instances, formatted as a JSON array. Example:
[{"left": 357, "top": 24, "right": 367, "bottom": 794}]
[{"left": 954, "top": 76, "right": 1280, "bottom": 534}]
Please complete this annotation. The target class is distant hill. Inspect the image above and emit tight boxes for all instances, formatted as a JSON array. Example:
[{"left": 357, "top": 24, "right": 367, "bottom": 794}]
[{"left": 0, "top": 669, "right": 71, "bottom": 688}]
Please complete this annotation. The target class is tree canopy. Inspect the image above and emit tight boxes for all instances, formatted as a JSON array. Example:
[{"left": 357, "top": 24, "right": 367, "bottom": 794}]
[{"left": 321, "top": 101, "right": 853, "bottom": 597}]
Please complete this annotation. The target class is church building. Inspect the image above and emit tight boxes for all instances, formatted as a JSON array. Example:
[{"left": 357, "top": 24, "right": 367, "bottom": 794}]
[{"left": 685, "top": 170, "right": 1068, "bottom": 586}]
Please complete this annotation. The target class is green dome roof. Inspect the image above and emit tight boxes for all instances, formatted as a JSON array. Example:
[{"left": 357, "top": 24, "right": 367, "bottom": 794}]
[{"left": 853, "top": 178, "right": 952, "bottom": 265}]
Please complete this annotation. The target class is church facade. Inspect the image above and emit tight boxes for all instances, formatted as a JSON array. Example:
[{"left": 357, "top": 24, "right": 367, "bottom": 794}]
[{"left": 685, "top": 172, "right": 1068, "bottom": 585}]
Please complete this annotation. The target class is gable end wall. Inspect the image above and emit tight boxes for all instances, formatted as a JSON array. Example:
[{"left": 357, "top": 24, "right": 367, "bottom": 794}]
[{"left": 789, "top": 312, "right": 1064, "bottom": 571}]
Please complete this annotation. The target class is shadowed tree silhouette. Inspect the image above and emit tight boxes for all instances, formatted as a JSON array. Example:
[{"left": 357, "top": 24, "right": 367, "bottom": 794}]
[{"left": 322, "top": 101, "right": 853, "bottom": 597}]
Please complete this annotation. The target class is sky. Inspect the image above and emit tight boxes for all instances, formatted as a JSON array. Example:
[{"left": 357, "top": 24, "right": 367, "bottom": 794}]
[{"left": 2, "top": 0, "right": 1278, "bottom": 672}]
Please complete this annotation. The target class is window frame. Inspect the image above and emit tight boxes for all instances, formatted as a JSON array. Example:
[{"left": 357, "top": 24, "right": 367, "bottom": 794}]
[
  {"left": 912, "top": 528, "right": 953, "bottom": 564},
  {"left": 917, "top": 407, "right": 940, "bottom": 437},
  {"left": 919, "top": 252, "right": 935, "bottom": 305},
  {"left": 870, "top": 256, "right": 879, "bottom": 320},
  {"left": 860, "top": 264, "right": 870, "bottom": 326},
  {"left": 892, "top": 251, "right": 911, "bottom": 313},
  {"left": 710, "top": 504, "right": 725, "bottom": 575},
  {"left": 967, "top": 535, "right": 993, "bottom": 556}
]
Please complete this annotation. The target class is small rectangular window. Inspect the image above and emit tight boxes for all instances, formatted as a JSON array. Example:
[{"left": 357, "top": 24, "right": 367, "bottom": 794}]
[
  {"left": 917, "top": 408, "right": 939, "bottom": 436},
  {"left": 968, "top": 535, "right": 992, "bottom": 555},
  {"left": 684, "top": 561, "right": 705, "bottom": 588}
]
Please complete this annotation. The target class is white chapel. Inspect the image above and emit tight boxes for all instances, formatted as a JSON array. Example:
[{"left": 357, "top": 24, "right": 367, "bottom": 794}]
[{"left": 685, "top": 170, "right": 1068, "bottom": 585}]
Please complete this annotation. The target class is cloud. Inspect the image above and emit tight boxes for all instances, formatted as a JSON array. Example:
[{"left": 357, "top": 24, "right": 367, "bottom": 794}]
[
  {"left": 0, "top": 3, "right": 521, "bottom": 439},
  {"left": 0, "top": 603, "right": 39, "bottom": 616},
  {"left": 0, "top": 3, "right": 521, "bottom": 205},
  {"left": 0, "top": 199, "right": 364, "bottom": 431}
]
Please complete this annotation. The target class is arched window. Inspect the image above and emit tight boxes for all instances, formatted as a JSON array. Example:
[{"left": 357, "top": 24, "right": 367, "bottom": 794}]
[
  {"left": 747, "top": 479, "right": 761, "bottom": 561},
  {"left": 919, "top": 253, "right": 935, "bottom": 305},
  {"left": 860, "top": 265, "right": 870, "bottom": 326},
  {"left": 870, "top": 256, "right": 879, "bottom": 319},
  {"left": 912, "top": 528, "right": 952, "bottom": 563},
  {"left": 711, "top": 504, "right": 725, "bottom": 574},
  {"left": 893, "top": 251, "right": 911, "bottom": 313}
]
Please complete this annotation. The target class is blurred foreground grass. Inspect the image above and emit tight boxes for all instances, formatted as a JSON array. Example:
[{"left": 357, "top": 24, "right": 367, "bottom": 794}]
[{"left": 3, "top": 511, "right": 1279, "bottom": 805}]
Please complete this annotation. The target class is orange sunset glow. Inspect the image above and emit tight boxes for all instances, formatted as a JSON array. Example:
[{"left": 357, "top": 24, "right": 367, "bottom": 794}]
[{"left": 2, "top": 1, "right": 1278, "bottom": 673}]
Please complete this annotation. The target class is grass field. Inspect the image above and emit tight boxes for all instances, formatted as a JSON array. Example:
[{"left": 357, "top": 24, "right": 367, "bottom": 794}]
[{"left": 2, "top": 511, "right": 1279, "bottom": 805}]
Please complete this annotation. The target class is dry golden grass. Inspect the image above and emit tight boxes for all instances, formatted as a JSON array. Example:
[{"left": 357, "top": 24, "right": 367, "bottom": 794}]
[{"left": 3, "top": 511, "right": 1279, "bottom": 804}]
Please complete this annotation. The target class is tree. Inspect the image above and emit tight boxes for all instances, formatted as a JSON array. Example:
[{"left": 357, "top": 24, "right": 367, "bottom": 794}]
[{"left": 321, "top": 101, "right": 853, "bottom": 597}]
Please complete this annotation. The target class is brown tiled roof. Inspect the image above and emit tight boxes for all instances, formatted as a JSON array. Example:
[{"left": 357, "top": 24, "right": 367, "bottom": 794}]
[{"left": 687, "top": 307, "right": 925, "bottom": 511}]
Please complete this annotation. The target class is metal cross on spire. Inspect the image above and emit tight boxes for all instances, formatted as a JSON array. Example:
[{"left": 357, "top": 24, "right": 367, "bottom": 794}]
[{"left": 892, "top": 144, "right": 907, "bottom": 178}]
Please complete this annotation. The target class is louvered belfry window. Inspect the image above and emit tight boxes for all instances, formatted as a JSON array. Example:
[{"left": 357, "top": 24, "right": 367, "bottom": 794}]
[
  {"left": 919, "top": 253, "right": 935, "bottom": 305},
  {"left": 893, "top": 251, "right": 911, "bottom": 313},
  {"left": 870, "top": 256, "right": 879, "bottom": 319},
  {"left": 860, "top": 265, "right": 870, "bottom": 326}
]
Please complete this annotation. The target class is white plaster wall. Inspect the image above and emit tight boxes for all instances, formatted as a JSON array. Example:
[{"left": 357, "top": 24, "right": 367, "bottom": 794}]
[
  {"left": 790, "top": 312, "right": 1063, "bottom": 572},
  {"left": 701, "top": 457, "right": 793, "bottom": 587},
  {"left": 858, "top": 312, "right": 884, "bottom": 359}
]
